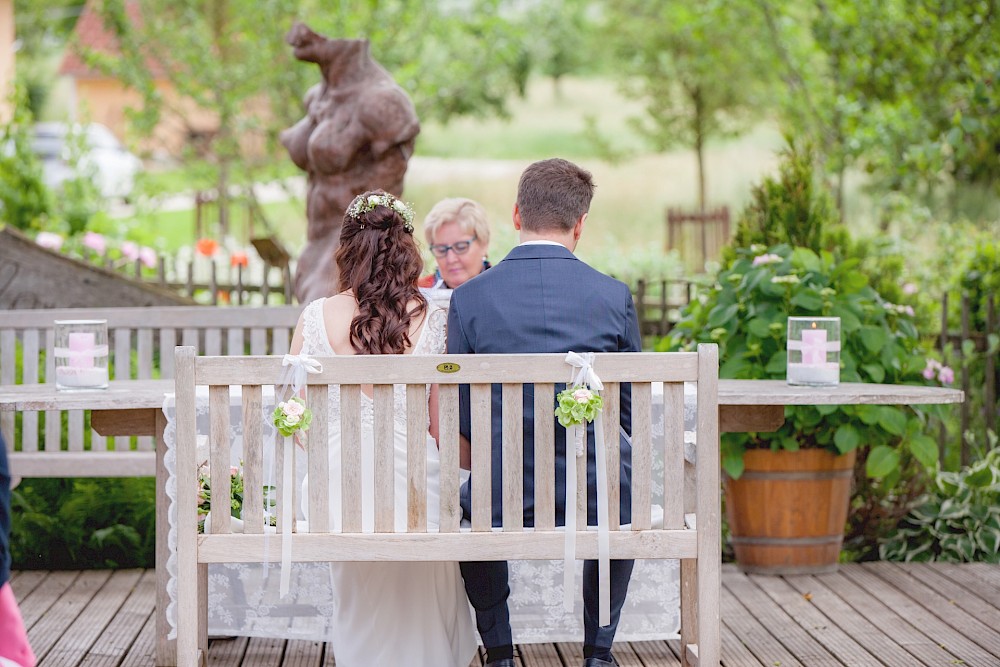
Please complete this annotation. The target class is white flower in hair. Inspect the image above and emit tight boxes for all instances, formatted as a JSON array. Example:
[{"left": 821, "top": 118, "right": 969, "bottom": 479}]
[{"left": 347, "top": 192, "right": 416, "bottom": 230}]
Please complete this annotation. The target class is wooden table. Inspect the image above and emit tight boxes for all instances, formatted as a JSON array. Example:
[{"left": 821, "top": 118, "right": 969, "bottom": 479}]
[{"left": 0, "top": 378, "right": 964, "bottom": 665}]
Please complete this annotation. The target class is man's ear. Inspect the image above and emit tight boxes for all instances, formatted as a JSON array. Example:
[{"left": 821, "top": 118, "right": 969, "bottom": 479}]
[
  {"left": 573, "top": 212, "right": 588, "bottom": 240},
  {"left": 513, "top": 204, "right": 522, "bottom": 231}
]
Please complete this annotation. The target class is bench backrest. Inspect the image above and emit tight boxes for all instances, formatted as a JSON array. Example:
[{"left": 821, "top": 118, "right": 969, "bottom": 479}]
[
  {"left": 173, "top": 345, "right": 721, "bottom": 664},
  {"left": 0, "top": 306, "right": 302, "bottom": 470}
]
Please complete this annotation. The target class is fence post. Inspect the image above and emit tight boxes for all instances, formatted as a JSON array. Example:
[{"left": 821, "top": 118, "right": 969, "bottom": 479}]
[
  {"left": 210, "top": 262, "right": 219, "bottom": 306},
  {"left": 283, "top": 265, "right": 293, "bottom": 304}
]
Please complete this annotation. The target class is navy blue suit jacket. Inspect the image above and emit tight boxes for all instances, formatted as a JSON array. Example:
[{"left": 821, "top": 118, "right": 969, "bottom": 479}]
[{"left": 447, "top": 243, "right": 642, "bottom": 527}]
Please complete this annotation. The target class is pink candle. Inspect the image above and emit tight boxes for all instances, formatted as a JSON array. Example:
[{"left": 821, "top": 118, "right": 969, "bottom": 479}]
[
  {"left": 68, "top": 332, "right": 96, "bottom": 368},
  {"left": 801, "top": 328, "right": 828, "bottom": 365}
]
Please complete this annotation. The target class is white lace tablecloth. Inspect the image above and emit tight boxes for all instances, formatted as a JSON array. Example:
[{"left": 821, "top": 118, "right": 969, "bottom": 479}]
[{"left": 162, "top": 384, "right": 696, "bottom": 643}]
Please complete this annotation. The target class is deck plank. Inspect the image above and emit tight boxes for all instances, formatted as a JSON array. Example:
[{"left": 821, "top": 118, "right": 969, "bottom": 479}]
[
  {"left": 931, "top": 561, "right": 1000, "bottom": 608},
  {"left": 281, "top": 640, "right": 323, "bottom": 667},
  {"left": 720, "top": 579, "right": 802, "bottom": 667},
  {"left": 903, "top": 562, "right": 1000, "bottom": 632},
  {"left": 78, "top": 569, "right": 156, "bottom": 667},
  {"left": 781, "top": 572, "right": 923, "bottom": 667},
  {"left": 19, "top": 564, "right": 1000, "bottom": 667},
  {"left": 723, "top": 568, "right": 841, "bottom": 665},
  {"left": 518, "top": 642, "right": 565, "bottom": 666},
  {"left": 207, "top": 636, "right": 249, "bottom": 665},
  {"left": 816, "top": 569, "right": 960, "bottom": 667},
  {"left": 627, "top": 640, "right": 682, "bottom": 667},
  {"left": 748, "top": 572, "right": 881, "bottom": 665},
  {"left": 243, "top": 637, "right": 287, "bottom": 667},
  {"left": 9, "top": 570, "right": 50, "bottom": 598},
  {"left": 44, "top": 569, "right": 144, "bottom": 666},
  {"left": 841, "top": 564, "right": 999, "bottom": 667},
  {"left": 118, "top": 612, "right": 155, "bottom": 667},
  {"left": 864, "top": 562, "right": 1000, "bottom": 659},
  {"left": 28, "top": 570, "right": 112, "bottom": 662},
  {"left": 18, "top": 571, "right": 80, "bottom": 630}
]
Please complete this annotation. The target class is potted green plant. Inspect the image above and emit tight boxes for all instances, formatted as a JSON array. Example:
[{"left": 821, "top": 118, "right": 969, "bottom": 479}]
[{"left": 666, "top": 243, "right": 934, "bottom": 572}]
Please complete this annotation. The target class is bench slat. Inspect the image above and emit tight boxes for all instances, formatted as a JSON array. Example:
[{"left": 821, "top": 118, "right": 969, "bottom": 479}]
[
  {"left": 470, "top": 383, "right": 492, "bottom": 532},
  {"left": 0, "top": 330, "right": 14, "bottom": 443},
  {"left": 438, "top": 384, "right": 461, "bottom": 533},
  {"left": 631, "top": 383, "right": 652, "bottom": 531},
  {"left": 533, "top": 382, "right": 555, "bottom": 531},
  {"left": 664, "top": 382, "right": 685, "bottom": 529},
  {"left": 44, "top": 328, "right": 60, "bottom": 452},
  {"left": 306, "top": 384, "right": 329, "bottom": 533},
  {"left": 604, "top": 382, "right": 621, "bottom": 530},
  {"left": 340, "top": 385, "right": 362, "bottom": 533},
  {"left": 21, "top": 330, "right": 39, "bottom": 451},
  {"left": 242, "top": 385, "right": 265, "bottom": 534},
  {"left": 502, "top": 383, "right": 523, "bottom": 531},
  {"left": 210, "top": 385, "right": 232, "bottom": 535},
  {"left": 374, "top": 384, "right": 395, "bottom": 533},
  {"left": 406, "top": 384, "right": 427, "bottom": 533}
]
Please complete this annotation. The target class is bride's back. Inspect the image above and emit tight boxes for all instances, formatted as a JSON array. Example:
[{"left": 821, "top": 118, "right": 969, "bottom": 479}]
[{"left": 320, "top": 292, "right": 429, "bottom": 358}]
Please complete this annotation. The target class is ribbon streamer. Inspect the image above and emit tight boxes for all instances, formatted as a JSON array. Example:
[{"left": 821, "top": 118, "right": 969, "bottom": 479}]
[
  {"left": 270, "top": 353, "right": 322, "bottom": 597},
  {"left": 562, "top": 352, "right": 611, "bottom": 626}
]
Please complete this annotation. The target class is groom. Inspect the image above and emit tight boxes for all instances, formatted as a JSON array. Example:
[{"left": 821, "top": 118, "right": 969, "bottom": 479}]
[{"left": 447, "top": 158, "right": 641, "bottom": 667}]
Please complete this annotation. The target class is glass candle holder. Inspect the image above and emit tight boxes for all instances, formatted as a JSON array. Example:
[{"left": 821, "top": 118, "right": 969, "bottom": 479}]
[
  {"left": 787, "top": 317, "right": 840, "bottom": 386},
  {"left": 54, "top": 319, "right": 110, "bottom": 390}
]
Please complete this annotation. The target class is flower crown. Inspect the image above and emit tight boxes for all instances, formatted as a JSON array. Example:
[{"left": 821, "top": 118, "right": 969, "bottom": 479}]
[{"left": 347, "top": 193, "right": 415, "bottom": 233}]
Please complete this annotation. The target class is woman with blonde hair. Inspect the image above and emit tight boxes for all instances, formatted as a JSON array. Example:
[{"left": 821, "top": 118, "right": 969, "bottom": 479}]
[{"left": 418, "top": 197, "right": 492, "bottom": 289}]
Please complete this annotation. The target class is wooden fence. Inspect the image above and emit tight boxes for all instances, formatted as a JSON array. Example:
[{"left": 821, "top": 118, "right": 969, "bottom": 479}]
[
  {"left": 632, "top": 278, "right": 697, "bottom": 339},
  {"left": 665, "top": 207, "right": 731, "bottom": 273},
  {"left": 106, "top": 253, "right": 294, "bottom": 306},
  {"left": 938, "top": 291, "right": 998, "bottom": 466}
]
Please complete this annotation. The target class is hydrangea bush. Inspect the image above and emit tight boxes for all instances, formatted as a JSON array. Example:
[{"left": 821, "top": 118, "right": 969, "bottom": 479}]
[{"left": 662, "top": 243, "right": 935, "bottom": 481}]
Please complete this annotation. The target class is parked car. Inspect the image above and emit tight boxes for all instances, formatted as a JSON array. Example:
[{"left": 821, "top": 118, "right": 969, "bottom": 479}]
[{"left": 32, "top": 122, "right": 143, "bottom": 201}]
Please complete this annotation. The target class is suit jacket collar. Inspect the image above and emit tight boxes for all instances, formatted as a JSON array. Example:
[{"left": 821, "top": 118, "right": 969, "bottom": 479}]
[{"left": 502, "top": 243, "right": 578, "bottom": 262}]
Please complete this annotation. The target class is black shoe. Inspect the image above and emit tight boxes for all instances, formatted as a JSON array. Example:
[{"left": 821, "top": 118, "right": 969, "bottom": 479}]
[
  {"left": 582, "top": 657, "right": 618, "bottom": 667},
  {"left": 485, "top": 660, "right": 516, "bottom": 667}
]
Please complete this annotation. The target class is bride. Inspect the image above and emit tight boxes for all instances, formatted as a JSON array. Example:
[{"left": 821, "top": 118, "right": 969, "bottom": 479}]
[{"left": 288, "top": 190, "right": 477, "bottom": 667}]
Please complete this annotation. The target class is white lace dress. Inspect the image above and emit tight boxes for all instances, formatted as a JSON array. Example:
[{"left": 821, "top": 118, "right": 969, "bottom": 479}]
[{"left": 298, "top": 298, "right": 477, "bottom": 667}]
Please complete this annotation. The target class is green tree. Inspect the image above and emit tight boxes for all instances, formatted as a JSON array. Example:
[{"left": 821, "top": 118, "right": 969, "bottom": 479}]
[
  {"left": 13, "top": 0, "right": 87, "bottom": 114},
  {"left": 602, "top": 0, "right": 776, "bottom": 210},
  {"left": 761, "top": 0, "right": 1000, "bottom": 220}
]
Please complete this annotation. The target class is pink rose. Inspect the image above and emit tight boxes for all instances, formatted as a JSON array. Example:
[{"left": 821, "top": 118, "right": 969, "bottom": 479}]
[
  {"left": 229, "top": 466, "right": 239, "bottom": 477},
  {"left": 82, "top": 231, "right": 107, "bottom": 255},
  {"left": 121, "top": 241, "right": 139, "bottom": 261},
  {"left": 572, "top": 388, "right": 594, "bottom": 403},
  {"left": 139, "top": 246, "right": 158, "bottom": 268},
  {"left": 283, "top": 400, "right": 305, "bottom": 417}
]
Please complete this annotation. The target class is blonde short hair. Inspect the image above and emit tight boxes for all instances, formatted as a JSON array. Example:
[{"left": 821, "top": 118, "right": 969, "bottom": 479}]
[{"left": 422, "top": 198, "right": 491, "bottom": 247}]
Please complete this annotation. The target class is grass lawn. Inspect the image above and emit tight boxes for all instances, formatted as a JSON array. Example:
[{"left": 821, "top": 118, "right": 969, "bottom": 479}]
[{"left": 121, "top": 76, "right": 791, "bottom": 275}]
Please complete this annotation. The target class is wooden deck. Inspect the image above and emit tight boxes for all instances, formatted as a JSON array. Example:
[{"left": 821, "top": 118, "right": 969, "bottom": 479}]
[{"left": 12, "top": 562, "right": 1000, "bottom": 666}]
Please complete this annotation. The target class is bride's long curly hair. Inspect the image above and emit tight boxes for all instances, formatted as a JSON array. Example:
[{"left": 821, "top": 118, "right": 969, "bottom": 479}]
[{"left": 336, "top": 190, "right": 427, "bottom": 355}]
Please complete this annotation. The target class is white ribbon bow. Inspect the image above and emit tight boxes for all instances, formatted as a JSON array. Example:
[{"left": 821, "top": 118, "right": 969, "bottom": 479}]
[
  {"left": 565, "top": 351, "right": 604, "bottom": 391},
  {"left": 269, "top": 353, "right": 322, "bottom": 597},
  {"left": 562, "top": 351, "right": 611, "bottom": 627}
]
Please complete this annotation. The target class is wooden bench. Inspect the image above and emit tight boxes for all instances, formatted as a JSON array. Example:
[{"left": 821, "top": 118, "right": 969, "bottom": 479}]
[
  {"left": 173, "top": 345, "right": 721, "bottom": 666},
  {"left": 0, "top": 305, "right": 302, "bottom": 478}
]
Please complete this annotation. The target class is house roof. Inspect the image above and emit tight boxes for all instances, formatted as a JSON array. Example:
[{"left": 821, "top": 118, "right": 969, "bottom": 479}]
[{"left": 59, "top": 0, "right": 167, "bottom": 79}]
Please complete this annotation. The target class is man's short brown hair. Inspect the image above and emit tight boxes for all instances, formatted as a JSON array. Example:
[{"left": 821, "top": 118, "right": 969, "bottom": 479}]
[{"left": 516, "top": 158, "right": 595, "bottom": 232}]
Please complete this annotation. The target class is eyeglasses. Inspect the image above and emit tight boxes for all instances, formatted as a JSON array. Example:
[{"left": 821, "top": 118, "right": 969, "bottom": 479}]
[{"left": 429, "top": 235, "right": 478, "bottom": 258}]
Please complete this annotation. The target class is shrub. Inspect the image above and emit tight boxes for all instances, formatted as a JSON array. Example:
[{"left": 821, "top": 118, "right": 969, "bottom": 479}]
[{"left": 880, "top": 439, "right": 1000, "bottom": 563}]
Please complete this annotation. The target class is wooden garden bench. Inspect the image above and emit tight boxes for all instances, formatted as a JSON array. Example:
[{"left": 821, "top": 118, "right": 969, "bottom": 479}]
[
  {"left": 173, "top": 344, "right": 721, "bottom": 667},
  {"left": 0, "top": 305, "right": 301, "bottom": 478}
]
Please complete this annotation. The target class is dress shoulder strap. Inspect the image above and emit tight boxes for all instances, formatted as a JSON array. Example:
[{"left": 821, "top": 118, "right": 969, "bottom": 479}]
[{"left": 300, "top": 298, "right": 334, "bottom": 356}]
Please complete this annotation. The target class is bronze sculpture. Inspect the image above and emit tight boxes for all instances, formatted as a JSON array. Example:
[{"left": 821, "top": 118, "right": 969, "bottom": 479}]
[{"left": 280, "top": 22, "right": 420, "bottom": 303}]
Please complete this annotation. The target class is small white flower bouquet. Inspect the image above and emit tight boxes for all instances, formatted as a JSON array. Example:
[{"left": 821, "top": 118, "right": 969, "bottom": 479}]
[
  {"left": 272, "top": 397, "right": 313, "bottom": 437},
  {"left": 554, "top": 386, "right": 603, "bottom": 428}
]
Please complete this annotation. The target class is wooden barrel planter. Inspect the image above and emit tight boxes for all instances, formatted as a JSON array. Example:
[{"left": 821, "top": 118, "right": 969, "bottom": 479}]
[{"left": 725, "top": 449, "right": 856, "bottom": 575}]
